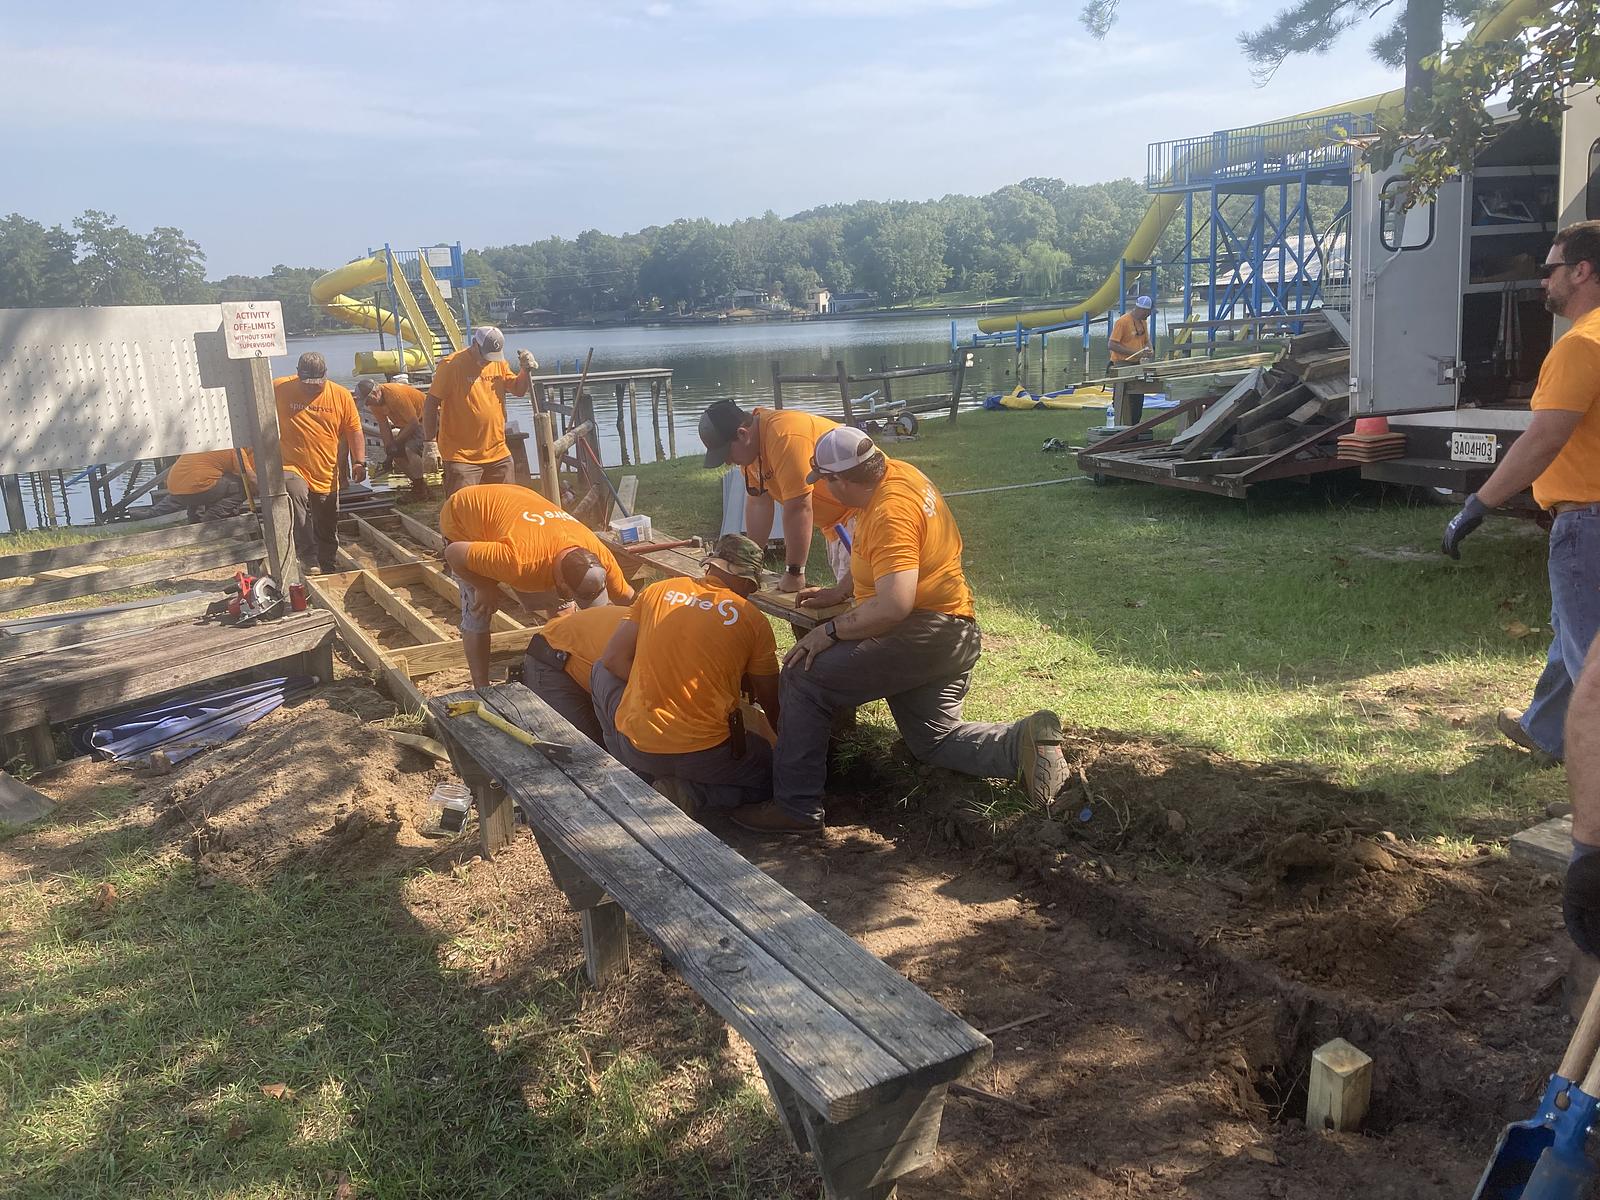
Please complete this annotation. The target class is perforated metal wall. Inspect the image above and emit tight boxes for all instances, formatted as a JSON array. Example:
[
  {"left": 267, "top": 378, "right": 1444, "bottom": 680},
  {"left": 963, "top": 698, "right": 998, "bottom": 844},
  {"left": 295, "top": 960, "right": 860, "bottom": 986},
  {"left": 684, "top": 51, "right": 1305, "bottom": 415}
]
[{"left": 0, "top": 305, "right": 247, "bottom": 474}]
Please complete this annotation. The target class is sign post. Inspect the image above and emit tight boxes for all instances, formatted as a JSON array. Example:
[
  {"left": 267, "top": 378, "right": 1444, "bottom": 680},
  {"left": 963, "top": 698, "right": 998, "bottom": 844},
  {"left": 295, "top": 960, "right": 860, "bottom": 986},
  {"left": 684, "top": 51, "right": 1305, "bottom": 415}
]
[{"left": 220, "top": 302, "right": 300, "bottom": 589}]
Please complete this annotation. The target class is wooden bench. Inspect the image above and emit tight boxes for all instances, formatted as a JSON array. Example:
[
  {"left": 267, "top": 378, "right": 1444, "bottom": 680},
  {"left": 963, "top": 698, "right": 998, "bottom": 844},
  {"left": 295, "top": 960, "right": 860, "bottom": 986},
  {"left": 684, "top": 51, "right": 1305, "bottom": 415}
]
[
  {"left": 428, "top": 683, "right": 991, "bottom": 1199},
  {"left": 0, "top": 515, "right": 336, "bottom": 766}
]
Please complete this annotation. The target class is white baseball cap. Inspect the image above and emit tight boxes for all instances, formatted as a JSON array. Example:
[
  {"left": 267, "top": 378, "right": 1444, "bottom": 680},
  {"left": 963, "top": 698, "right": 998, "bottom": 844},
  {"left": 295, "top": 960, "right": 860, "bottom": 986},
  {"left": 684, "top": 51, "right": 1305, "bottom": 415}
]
[
  {"left": 471, "top": 326, "right": 506, "bottom": 361},
  {"left": 807, "top": 426, "right": 878, "bottom": 483},
  {"left": 1134, "top": 295, "right": 1154, "bottom": 310}
]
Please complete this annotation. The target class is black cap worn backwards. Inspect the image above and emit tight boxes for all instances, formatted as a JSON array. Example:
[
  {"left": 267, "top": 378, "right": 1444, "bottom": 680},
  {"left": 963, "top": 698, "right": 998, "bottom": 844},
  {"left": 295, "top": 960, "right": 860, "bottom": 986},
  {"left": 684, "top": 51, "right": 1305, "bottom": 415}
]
[{"left": 698, "top": 399, "right": 748, "bottom": 469}]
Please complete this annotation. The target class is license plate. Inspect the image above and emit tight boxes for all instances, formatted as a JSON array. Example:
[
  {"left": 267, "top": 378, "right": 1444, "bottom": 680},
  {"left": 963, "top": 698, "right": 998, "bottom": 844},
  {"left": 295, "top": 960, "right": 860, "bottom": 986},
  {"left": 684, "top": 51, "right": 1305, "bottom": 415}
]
[{"left": 1450, "top": 432, "right": 1499, "bottom": 464}]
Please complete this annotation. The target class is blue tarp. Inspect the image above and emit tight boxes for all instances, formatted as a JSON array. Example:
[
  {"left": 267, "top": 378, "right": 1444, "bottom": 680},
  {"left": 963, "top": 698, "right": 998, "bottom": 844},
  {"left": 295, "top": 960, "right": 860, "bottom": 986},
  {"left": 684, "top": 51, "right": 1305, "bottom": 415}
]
[{"left": 78, "top": 675, "right": 316, "bottom": 765}]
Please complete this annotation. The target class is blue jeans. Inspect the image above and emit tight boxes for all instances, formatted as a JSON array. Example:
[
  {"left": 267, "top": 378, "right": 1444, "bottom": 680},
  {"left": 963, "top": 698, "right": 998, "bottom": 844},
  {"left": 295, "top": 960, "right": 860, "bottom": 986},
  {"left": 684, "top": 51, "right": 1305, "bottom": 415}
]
[{"left": 1521, "top": 508, "right": 1600, "bottom": 759}]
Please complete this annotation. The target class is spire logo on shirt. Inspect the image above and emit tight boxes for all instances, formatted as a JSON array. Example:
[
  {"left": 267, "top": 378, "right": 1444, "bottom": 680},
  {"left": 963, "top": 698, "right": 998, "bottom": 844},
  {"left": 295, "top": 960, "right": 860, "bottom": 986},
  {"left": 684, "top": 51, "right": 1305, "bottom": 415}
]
[
  {"left": 520, "top": 508, "right": 578, "bottom": 527},
  {"left": 663, "top": 589, "right": 741, "bottom": 626}
]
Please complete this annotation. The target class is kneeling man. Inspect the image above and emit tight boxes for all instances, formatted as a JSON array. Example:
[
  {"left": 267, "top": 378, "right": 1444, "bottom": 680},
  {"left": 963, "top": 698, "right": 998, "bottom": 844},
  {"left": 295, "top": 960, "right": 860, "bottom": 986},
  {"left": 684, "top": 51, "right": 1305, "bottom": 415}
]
[
  {"left": 734, "top": 428, "right": 1067, "bottom": 835},
  {"left": 593, "top": 535, "right": 779, "bottom": 812},
  {"left": 523, "top": 604, "right": 631, "bottom": 744}
]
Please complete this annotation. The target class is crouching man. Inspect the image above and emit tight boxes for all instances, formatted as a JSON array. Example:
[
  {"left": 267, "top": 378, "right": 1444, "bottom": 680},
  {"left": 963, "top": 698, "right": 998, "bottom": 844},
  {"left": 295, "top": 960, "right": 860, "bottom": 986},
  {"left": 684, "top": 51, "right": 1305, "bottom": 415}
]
[
  {"left": 523, "top": 604, "right": 631, "bottom": 744},
  {"left": 440, "top": 483, "right": 634, "bottom": 689},
  {"left": 733, "top": 428, "right": 1068, "bottom": 835},
  {"left": 592, "top": 535, "right": 780, "bottom": 812}
]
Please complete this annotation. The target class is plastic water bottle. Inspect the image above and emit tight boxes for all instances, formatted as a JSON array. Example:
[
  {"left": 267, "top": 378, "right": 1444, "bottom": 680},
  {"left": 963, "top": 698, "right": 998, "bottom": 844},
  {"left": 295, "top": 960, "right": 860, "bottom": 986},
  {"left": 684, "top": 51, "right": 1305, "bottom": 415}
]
[{"left": 430, "top": 782, "right": 471, "bottom": 833}]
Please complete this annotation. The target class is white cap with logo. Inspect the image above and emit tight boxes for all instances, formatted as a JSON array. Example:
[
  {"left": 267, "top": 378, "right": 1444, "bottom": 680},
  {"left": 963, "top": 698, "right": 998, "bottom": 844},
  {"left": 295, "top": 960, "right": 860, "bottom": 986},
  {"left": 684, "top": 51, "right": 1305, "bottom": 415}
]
[
  {"left": 471, "top": 326, "right": 506, "bottom": 361},
  {"left": 806, "top": 426, "right": 878, "bottom": 483}
]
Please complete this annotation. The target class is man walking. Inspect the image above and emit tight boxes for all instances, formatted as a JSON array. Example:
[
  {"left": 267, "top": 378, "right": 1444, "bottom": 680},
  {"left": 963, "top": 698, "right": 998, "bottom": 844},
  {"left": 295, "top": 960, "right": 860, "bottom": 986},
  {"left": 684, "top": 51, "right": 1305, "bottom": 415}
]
[
  {"left": 422, "top": 327, "right": 537, "bottom": 496},
  {"left": 1442, "top": 220, "right": 1600, "bottom": 762},
  {"left": 732, "top": 428, "right": 1068, "bottom": 835},
  {"left": 358, "top": 375, "right": 430, "bottom": 499},
  {"left": 699, "top": 399, "right": 858, "bottom": 590},
  {"left": 274, "top": 352, "right": 365, "bottom": 574},
  {"left": 592, "top": 535, "right": 780, "bottom": 813}
]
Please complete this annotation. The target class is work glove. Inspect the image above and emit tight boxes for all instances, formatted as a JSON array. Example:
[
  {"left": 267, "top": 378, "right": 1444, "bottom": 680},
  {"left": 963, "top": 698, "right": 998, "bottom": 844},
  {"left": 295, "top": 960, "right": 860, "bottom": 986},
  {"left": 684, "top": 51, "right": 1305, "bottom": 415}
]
[
  {"left": 517, "top": 349, "right": 539, "bottom": 371},
  {"left": 421, "top": 440, "right": 443, "bottom": 473},
  {"left": 1441, "top": 493, "right": 1490, "bottom": 559},
  {"left": 1565, "top": 850, "right": 1600, "bottom": 958},
  {"left": 351, "top": 461, "right": 368, "bottom": 484}
]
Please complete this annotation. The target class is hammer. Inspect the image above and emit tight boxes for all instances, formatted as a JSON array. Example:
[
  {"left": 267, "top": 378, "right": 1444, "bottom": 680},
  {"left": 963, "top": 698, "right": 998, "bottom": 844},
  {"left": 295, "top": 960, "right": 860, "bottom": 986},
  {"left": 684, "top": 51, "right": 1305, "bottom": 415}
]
[
  {"left": 631, "top": 536, "right": 704, "bottom": 554},
  {"left": 446, "top": 699, "right": 571, "bottom": 760}
]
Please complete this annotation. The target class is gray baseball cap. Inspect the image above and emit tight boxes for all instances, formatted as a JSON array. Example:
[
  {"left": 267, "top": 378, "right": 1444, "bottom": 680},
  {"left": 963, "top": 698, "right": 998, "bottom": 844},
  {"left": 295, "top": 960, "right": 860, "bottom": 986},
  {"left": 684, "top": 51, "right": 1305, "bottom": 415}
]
[{"left": 471, "top": 326, "right": 506, "bottom": 361}]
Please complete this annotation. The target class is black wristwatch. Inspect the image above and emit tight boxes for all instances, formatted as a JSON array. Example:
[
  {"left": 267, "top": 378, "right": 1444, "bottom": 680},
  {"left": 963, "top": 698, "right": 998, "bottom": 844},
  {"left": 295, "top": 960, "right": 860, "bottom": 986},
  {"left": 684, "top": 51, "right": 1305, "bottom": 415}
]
[
  {"left": 824, "top": 619, "right": 839, "bottom": 643},
  {"left": 785, "top": 563, "right": 804, "bottom": 576}
]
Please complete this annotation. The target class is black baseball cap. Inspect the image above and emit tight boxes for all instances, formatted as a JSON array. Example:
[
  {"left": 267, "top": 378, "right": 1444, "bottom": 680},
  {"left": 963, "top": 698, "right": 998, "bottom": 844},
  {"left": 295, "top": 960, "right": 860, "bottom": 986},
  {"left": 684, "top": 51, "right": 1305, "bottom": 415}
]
[{"left": 698, "top": 400, "right": 748, "bottom": 469}]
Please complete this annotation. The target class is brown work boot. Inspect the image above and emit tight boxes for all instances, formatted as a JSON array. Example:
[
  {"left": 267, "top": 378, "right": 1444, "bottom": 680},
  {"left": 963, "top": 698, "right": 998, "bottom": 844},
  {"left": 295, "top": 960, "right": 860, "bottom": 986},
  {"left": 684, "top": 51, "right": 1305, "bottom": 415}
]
[
  {"left": 1020, "top": 710, "right": 1068, "bottom": 807},
  {"left": 729, "top": 800, "right": 823, "bottom": 836},
  {"left": 1497, "top": 708, "right": 1558, "bottom": 765}
]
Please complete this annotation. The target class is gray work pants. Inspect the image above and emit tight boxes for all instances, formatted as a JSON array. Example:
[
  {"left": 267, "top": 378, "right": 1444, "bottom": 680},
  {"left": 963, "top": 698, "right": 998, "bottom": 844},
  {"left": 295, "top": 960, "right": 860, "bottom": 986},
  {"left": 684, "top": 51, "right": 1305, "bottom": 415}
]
[
  {"left": 591, "top": 663, "right": 773, "bottom": 810},
  {"left": 177, "top": 474, "right": 244, "bottom": 519},
  {"left": 523, "top": 636, "right": 604, "bottom": 744},
  {"left": 444, "top": 455, "right": 513, "bottom": 496},
  {"left": 775, "top": 610, "right": 1023, "bottom": 823},
  {"left": 283, "top": 472, "right": 338, "bottom": 572}
]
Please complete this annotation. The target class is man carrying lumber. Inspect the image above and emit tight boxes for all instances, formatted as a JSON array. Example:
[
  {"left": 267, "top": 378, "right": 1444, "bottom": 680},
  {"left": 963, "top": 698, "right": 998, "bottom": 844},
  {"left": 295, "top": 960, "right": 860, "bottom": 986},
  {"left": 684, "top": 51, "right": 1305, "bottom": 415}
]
[
  {"left": 1108, "top": 295, "right": 1155, "bottom": 367},
  {"left": 274, "top": 352, "right": 366, "bottom": 575},
  {"left": 422, "top": 326, "right": 538, "bottom": 497},
  {"left": 698, "top": 399, "right": 857, "bottom": 591},
  {"left": 439, "top": 483, "right": 634, "bottom": 689},
  {"left": 1442, "top": 220, "right": 1600, "bottom": 764},
  {"left": 165, "top": 448, "right": 256, "bottom": 520},
  {"left": 732, "top": 428, "right": 1068, "bottom": 835},
  {"left": 358, "top": 376, "right": 430, "bottom": 500},
  {"left": 523, "top": 604, "right": 631, "bottom": 744},
  {"left": 592, "top": 534, "right": 780, "bottom": 812}
]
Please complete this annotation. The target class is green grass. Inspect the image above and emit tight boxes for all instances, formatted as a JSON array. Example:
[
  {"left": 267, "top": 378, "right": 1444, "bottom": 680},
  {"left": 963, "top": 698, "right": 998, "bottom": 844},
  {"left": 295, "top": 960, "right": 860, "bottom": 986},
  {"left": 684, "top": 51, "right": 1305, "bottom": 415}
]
[{"left": 633, "top": 410, "right": 1563, "bottom": 837}]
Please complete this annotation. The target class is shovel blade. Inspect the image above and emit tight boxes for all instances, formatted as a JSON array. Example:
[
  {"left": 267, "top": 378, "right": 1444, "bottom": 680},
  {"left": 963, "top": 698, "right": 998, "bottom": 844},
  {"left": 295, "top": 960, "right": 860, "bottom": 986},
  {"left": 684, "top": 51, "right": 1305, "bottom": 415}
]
[
  {"left": 1473, "top": 1123, "right": 1557, "bottom": 1200},
  {"left": 1521, "top": 1144, "right": 1598, "bottom": 1200}
]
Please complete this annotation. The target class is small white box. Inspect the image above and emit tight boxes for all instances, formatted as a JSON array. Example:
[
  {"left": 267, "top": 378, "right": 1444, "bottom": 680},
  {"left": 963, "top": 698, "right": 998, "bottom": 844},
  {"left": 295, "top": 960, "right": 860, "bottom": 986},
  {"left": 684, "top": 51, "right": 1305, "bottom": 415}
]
[{"left": 609, "top": 514, "right": 652, "bottom": 545}]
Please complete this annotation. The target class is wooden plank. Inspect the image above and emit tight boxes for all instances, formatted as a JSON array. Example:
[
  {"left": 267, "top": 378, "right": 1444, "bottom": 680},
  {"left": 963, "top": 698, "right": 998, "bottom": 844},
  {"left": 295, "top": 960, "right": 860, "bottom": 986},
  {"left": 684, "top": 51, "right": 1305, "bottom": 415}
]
[
  {"left": 481, "top": 686, "right": 990, "bottom": 1098},
  {"left": 581, "top": 902, "right": 630, "bottom": 986},
  {"left": 0, "top": 539, "right": 266, "bottom": 613},
  {"left": 401, "top": 628, "right": 536, "bottom": 676},
  {"left": 0, "top": 514, "right": 257, "bottom": 580},
  {"left": 1234, "top": 383, "right": 1310, "bottom": 434},
  {"left": 410, "top": 559, "right": 527, "bottom": 631},
  {"left": 395, "top": 511, "right": 447, "bottom": 552},
  {"left": 0, "top": 770, "right": 54, "bottom": 826},
  {"left": 428, "top": 689, "right": 909, "bottom": 1121},
  {"left": 799, "top": 1082, "right": 948, "bottom": 1199},
  {"left": 1170, "top": 455, "right": 1272, "bottom": 477},
  {"left": 1510, "top": 814, "right": 1572, "bottom": 876},
  {"left": 1306, "top": 1038, "right": 1372, "bottom": 1132},
  {"left": 1173, "top": 369, "right": 1264, "bottom": 457},
  {"left": 616, "top": 475, "right": 639, "bottom": 516},
  {"left": 360, "top": 573, "right": 450, "bottom": 645},
  {"left": 303, "top": 576, "right": 426, "bottom": 713},
  {"left": 550, "top": 420, "right": 596, "bottom": 459},
  {"left": 0, "top": 593, "right": 214, "bottom": 660},
  {"left": 352, "top": 515, "right": 426, "bottom": 568}
]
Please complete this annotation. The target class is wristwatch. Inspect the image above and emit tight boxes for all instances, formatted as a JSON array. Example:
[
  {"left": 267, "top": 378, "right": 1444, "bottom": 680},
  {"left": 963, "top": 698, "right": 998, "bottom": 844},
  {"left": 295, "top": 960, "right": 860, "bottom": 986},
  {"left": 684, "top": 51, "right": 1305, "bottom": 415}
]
[
  {"left": 785, "top": 563, "right": 804, "bottom": 576},
  {"left": 823, "top": 619, "right": 839, "bottom": 643}
]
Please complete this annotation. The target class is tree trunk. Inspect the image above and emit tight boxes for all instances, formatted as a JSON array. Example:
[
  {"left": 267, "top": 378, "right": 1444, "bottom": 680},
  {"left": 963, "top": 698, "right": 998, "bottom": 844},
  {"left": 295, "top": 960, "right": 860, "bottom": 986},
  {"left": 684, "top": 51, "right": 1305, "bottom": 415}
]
[{"left": 1404, "top": 0, "right": 1446, "bottom": 113}]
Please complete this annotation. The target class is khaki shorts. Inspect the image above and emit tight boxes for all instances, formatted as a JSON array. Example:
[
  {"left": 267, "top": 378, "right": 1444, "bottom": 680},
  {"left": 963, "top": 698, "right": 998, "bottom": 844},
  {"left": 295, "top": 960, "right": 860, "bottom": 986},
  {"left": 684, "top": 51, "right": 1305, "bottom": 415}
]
[{"left": 444, "top": 455, "right": 513, "bottom": 496}]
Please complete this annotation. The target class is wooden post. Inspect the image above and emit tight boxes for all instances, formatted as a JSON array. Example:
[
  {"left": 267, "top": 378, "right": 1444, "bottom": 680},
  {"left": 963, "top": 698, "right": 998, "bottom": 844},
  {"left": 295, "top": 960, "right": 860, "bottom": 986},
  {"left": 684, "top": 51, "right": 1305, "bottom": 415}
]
[
  {"left": 649, "top": 380, "right": 665, "bottom": 461},
  {"left": 880, "top": 376, "right": 892, "bottom": 413},
  {"left": 534, "top": 411, "right": 561, "bottom": 504},
  {"left": 2, "top": 475, "right": 27, "bottom": 533},
  {"left": 1307, "top": 1038, "right": 1372, "bottom": 1133},
  {"left": 948, "top": 354, "right": 967, "bottom": 424},
  {"left": 580, "top": 902, "right": 630, "bottom": 986},
  {"left": 771, "top": 360, "right": 785, "bottom": 410},
  {"left": 664, "top": 376, "right": 676, "bottom": 459},
  {"left": 614, "top": 383, "right": 629, "bottom": 466},
  {"left": 244, "top": 358, "right": 303, "bottom": 589},
  {"left": 835, "top": 360, "right": 855, "bottom": 425},
  {"left": 472, "top": 778, "right": 516, "bottom": 859},
  {"left": 627, "top": 380, "right": 642, "bottom": 467},
  {"left": 532, "top": 380, "right": 548, "bottom": 417}
]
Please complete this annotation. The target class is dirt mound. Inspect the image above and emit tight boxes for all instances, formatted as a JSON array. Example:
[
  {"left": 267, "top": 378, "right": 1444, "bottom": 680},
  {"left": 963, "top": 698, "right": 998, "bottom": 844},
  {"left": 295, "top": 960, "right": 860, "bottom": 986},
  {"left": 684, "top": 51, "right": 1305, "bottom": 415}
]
[{"left": 148, "top": 698, "right": 451, "bottom": 881}]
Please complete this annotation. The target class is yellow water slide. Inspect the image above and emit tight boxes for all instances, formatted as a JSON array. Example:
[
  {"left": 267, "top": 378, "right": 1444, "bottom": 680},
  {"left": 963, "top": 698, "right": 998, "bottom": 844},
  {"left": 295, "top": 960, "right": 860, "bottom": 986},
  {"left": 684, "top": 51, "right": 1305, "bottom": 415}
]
[
  {"left": 978, "top": 0, "right": 1545, "bottom": 334},
  {"left": 309, "top": 254, "right": 432, "bottom": 373}
]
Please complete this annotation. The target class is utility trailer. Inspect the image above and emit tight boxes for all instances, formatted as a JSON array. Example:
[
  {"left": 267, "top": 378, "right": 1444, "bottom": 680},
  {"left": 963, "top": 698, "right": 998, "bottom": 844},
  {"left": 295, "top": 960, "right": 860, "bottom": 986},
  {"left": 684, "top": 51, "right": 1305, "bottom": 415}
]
[{"left": 1348, "top": 87, "right": 1600, "bottom": 498}]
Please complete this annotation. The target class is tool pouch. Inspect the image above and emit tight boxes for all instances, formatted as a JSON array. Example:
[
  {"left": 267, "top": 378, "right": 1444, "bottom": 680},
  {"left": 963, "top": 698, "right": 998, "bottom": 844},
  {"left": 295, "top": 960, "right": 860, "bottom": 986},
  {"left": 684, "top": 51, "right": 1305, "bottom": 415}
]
[
  {"left": 526, "top": 633, "right": 571, "bottom": 672},
  {"left": 728, "top": 708, "right": 747, "bottom": 759}
]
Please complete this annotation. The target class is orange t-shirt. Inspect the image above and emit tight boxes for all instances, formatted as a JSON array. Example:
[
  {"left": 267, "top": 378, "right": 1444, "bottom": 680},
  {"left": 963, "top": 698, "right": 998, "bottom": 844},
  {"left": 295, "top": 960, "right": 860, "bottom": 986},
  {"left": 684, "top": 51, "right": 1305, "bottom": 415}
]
[
  {"left": 540, "top": 604, "right": 631, "bottom": 690},
  {"left": 370, "top": 382, "right": 425, "bottom": 433},
  {"left": 428, "top": 348, "right": 527, "bottom": 464},
  {"left": 166, "top": 449, "right": 254, "bottom": 497},
  {"left": 439, "top": 484, "right": 630, "bottom": 600},
  {"left": 1109, "top": 311, "right": 1150, "bottom": 363},
  {"left": 1531, "top": 307, "right": 1600, "bottom": 509},
  {"left": 740, "top": 407, "right": 856, "bottom": 539},
  {"left": 614, "top": 575, "right": 779, "bottom": 754},
  {"left": 852, "top": 458, "right": 974, "bottom": 619},
  {"left": 273, "top": 376, "right": 360, "bottom": 494}
]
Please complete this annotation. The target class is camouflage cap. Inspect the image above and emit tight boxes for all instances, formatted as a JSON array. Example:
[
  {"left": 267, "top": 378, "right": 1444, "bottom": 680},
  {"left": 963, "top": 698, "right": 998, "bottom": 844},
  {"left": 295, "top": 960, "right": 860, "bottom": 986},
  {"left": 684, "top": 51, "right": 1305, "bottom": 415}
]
[{"left": 703, "top": 533, "right": 764, "bottom": 585}]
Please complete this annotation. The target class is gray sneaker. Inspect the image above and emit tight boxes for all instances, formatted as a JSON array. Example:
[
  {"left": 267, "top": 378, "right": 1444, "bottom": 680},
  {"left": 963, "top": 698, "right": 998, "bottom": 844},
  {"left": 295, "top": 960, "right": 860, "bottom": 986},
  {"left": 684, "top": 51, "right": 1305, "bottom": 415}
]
[{"left": 1019, "top": 710, "right": 1068, "bottom": 807}]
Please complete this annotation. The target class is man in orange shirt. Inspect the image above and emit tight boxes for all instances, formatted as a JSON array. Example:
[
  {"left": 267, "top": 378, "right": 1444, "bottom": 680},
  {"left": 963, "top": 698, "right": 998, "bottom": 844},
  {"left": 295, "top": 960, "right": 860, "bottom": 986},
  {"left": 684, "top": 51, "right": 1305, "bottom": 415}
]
[
  {"left": 699, "top": 399, "right": 857, "bottom": 590},
  {"left": 274, "top": 352, "right": 365, "bottom": 574},
  {"left": 1108, "top": 295, "right": 1154, "bottom": 367},
  {"left": 165, "top": 448, "right": 256, "bottom": 520},
  {"left": 358, "top": 375, "right": 430, "bottom": 499},
  {"left": 439, "top": 483, "right": 634, "bottom": 688},
  {"left": 733, "top": 428, "right": 1067, "bottom": 835},
  {"left": 592, "top": 535, "right": 780, "bottom": 812},
  {"left": 1444, "top": 221, "right": 1600, "bottom": 764},
  {"left": 523, "top": 604, "right": 631, "bottom": 743},
  {"left": 422, "top": 326, "right": 538, "bottom": 496}
]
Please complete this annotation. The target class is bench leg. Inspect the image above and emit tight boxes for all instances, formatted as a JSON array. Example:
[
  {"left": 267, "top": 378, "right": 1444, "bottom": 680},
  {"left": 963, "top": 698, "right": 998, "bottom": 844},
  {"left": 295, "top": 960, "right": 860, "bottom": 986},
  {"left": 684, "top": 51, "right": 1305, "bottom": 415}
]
[
  {"left": 472, "top": 780, "right": 516, "bottom": 860},
  {"left": 28, "top": 722, "right": 57, "bottom": 771},
  {"left": 309, "top": 637, "right": 335, "bottom": 685},
  {"left": 580, "top": 902, "right": 630, "bottom": 987},
  {"left": 767, "top": 1066, "right": 949, "bottom": 1200}
]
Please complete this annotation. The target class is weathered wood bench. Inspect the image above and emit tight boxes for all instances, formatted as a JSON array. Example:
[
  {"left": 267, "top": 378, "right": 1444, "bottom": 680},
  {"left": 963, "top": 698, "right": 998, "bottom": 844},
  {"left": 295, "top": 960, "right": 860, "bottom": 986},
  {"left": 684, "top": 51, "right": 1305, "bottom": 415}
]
[
  {"left": 428, "top": 683, "right": 991, "bottom": 1199},
  {"left": 0, "top": 515, "right": 336, "bottom": 766}
]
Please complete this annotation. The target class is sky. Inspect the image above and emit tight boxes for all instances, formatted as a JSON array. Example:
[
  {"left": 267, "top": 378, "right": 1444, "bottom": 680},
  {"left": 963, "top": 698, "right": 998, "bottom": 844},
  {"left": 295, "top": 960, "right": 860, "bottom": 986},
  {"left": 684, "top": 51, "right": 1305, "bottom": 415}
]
[{"left": 3, "top": 0, "right": 1406, "bottom": 276}]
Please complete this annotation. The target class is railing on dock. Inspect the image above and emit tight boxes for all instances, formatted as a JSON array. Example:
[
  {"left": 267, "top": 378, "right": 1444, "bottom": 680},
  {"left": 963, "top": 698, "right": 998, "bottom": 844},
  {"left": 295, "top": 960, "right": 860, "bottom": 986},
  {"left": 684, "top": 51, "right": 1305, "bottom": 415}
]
[{"left": 768, "top": 355, "right": 970, "bottom": 425}]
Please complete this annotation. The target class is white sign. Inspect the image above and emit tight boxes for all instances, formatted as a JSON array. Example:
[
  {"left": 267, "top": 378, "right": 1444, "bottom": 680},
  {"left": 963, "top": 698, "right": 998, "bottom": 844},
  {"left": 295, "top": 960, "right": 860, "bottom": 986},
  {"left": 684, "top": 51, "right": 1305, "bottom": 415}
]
[
  {"left": 1450, "top": 431, "right": 1499, "bottom": 465},
  {"left": 221, "top": 300, "right": 287, "bottom": 359}
]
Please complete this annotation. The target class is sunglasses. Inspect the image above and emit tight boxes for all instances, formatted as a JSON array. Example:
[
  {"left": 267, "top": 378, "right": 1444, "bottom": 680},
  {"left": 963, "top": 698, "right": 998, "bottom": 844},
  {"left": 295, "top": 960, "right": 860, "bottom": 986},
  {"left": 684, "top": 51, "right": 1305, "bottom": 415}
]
[{"left": 1538, "top": 261, "right": 1585, "bottom": 279}]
